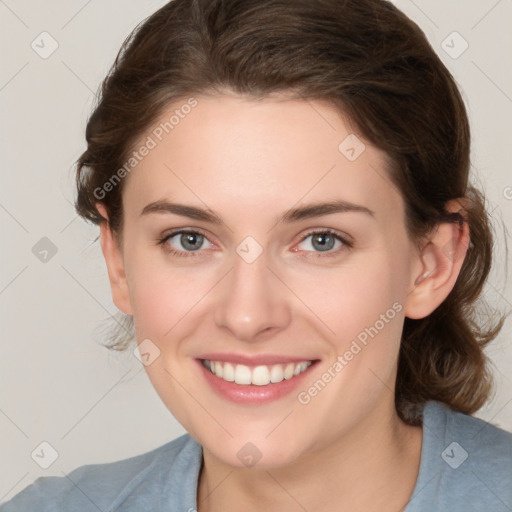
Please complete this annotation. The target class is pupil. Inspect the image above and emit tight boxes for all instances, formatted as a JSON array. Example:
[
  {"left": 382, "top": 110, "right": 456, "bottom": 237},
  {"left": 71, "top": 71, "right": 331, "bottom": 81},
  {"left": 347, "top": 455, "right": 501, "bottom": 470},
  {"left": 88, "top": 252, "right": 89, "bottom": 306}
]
[
  {"left": 183, "top": 233, "right": 202, "bottom": 250},
  {"left": 314, "top": 233, "right": 334, "bottom": 252}
]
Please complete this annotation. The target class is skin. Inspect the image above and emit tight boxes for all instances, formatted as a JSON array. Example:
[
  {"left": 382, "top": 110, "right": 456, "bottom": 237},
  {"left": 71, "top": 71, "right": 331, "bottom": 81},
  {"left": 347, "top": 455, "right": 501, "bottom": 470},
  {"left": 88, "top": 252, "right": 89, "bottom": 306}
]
[{"left": 97, "top": 93, "right": 470, "bottom": 512}]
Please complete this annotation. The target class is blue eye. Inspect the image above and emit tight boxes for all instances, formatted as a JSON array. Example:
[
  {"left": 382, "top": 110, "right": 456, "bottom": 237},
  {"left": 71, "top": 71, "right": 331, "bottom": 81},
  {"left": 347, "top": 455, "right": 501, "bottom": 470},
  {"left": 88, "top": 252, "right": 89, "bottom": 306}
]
[
  {"left": 157, "top": 229, "right": 352, "bottom": 258},
  {"left": 294, "top": 230, "right": 352, "bottom": 256},
  {"left": 158, "top": 230, "right": 211, "bottom": 257},
  {"left": 172, "top": 232, "right": 206, "bottom": 251},
  {"left": 298, "top": 231, "right": 346, "bottom": 253}
]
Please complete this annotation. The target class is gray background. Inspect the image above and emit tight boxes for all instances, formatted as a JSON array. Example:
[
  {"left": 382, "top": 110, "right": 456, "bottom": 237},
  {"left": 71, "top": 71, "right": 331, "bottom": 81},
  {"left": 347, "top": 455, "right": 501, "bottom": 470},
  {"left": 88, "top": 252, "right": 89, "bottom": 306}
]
[{"left": 1, "top": 0, "right": 511, "bottom": 501}]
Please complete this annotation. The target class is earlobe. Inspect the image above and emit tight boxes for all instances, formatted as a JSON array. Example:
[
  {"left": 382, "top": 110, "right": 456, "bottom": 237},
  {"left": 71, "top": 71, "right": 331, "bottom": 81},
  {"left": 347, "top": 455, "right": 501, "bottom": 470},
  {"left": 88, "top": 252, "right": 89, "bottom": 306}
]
[
  {"left": 404, "top": 201, "right": 470, "bottom": 319},
  {"left": 96, "top": 203, "right": 133, "bottom": 316}
]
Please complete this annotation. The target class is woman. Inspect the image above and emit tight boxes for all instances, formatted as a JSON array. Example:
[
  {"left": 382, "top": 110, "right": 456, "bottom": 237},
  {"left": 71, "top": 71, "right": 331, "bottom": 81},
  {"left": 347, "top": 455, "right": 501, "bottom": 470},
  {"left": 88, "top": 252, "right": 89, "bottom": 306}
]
[{"left": 2, "top": 0, "right": 511, "bottom": 510}]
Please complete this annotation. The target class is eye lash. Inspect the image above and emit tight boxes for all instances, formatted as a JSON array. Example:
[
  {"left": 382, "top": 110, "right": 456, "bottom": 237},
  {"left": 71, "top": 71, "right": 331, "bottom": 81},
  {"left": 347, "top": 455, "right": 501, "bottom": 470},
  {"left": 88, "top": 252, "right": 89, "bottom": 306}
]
[
  {"left": 297, "top": 229, "right": 353, "bottom": 258},
  {"left": 301, "top": 229, "right": 352, "bottom": 246},
  {"left": 156, "top": 229, "right": 204, "bottom": 246},
  {"left": 155, "top": 228, "right": 353, "bottom": 258},
  {"left": 156, "top": 229, "right": 210, "bottom": 258}
]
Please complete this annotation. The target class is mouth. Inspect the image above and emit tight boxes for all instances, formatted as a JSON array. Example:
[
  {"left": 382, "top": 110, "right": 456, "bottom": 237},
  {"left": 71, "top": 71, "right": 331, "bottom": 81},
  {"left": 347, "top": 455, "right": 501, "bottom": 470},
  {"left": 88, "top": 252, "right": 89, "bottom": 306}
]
[
  {"left": 196, "top": 355, "right": 320, "bottom": 404},
  {"left": 201, "top": 358, "right": 313, "bottom": 386}
]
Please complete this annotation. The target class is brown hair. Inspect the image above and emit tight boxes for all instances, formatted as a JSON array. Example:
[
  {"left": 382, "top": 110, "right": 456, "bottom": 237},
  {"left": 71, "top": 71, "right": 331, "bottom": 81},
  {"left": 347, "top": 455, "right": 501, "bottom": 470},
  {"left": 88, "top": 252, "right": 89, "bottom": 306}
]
[{"left": 75, "top": 0, "right": 505, "bottom": 425}]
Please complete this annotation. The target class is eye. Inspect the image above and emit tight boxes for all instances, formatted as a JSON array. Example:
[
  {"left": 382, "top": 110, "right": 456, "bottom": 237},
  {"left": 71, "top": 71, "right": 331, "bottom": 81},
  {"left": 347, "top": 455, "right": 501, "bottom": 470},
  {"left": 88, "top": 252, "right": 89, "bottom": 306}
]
[
  {"left": 157, "top": 228, "right": 352, "bottom": 259},
  {"left": 294, "top": 229, "right": 352, "bottom": 257},
  {"left": 157, "top": 229, "right": 213, "bottom": 257}
]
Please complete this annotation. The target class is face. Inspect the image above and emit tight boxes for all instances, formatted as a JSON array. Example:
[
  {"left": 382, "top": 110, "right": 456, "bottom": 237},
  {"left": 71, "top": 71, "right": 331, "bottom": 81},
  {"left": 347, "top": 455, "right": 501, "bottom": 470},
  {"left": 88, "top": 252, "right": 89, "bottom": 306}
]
[{"left": 106, "top": 94, "right": 425, "bottom": 468}]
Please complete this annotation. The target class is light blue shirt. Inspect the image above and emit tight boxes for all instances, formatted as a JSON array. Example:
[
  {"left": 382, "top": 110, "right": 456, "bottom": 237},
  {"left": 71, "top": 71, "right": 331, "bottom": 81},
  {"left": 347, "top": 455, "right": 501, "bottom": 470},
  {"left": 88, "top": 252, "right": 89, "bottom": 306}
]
[{"left": 1, "top": 400, "right": 511, "bottom": 511}]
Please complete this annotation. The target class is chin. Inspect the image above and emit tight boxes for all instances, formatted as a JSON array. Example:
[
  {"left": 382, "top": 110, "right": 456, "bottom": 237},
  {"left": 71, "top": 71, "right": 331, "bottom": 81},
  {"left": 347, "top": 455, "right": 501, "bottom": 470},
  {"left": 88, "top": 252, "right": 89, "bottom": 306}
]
[{"left": 199, "top": 429, "right": 312, "bottom": 470}]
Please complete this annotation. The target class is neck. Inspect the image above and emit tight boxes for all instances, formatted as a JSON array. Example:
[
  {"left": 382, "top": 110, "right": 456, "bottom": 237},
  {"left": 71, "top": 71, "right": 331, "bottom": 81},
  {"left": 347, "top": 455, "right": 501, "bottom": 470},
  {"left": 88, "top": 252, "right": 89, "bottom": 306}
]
[{"left": 197, "top": 398, "right": 423, "bottom": 512}]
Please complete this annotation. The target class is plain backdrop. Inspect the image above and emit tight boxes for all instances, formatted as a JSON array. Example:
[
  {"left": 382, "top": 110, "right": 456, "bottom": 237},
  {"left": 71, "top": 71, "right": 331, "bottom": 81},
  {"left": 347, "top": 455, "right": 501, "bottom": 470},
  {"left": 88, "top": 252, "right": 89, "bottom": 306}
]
[{"left": 1, "top": 0, "right": 511, "bottom": 502}]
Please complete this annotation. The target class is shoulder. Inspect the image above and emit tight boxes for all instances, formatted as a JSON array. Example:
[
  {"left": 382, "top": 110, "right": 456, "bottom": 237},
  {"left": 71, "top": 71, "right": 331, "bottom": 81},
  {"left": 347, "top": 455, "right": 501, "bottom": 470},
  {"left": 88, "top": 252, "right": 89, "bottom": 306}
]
[
  {"left": 0, "top": 433, "right": 202, "bottom": 512},
  {"left": 425, "top": 400, "right": 512, "bottom": 466},
  {"left": 406, "top": 400, "right": 512, "bottom": 512}
]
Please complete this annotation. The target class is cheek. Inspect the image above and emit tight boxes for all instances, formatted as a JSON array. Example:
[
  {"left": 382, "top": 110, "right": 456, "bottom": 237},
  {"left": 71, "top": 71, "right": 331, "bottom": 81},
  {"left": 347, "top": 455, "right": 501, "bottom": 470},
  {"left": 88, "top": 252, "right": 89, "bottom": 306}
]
[
  {"left": 319, "top": 256, "right": 404, "bottom": 330},
  {"left": 129, "top": 266, "right": 210, "bottom": 340},
  {"left": 122, "top": 243, "right": 204, "bottom": 339},
  {"left": 315, "top": 250, "right": 408, "bottom": 374}
]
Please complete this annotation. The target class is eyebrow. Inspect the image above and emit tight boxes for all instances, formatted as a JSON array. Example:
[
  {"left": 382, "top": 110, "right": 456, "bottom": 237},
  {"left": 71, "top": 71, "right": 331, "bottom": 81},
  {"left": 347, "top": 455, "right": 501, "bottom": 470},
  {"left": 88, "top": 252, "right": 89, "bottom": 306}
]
[{"left": 140, "top": 199, "right": 375, "bottom": 225}]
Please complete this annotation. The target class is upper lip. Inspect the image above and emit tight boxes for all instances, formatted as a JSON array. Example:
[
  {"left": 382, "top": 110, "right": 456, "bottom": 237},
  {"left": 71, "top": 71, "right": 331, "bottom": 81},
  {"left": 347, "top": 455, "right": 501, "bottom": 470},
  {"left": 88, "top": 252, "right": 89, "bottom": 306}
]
[{"left": 197, "top": 353, "right": 318, "bottom": 366}]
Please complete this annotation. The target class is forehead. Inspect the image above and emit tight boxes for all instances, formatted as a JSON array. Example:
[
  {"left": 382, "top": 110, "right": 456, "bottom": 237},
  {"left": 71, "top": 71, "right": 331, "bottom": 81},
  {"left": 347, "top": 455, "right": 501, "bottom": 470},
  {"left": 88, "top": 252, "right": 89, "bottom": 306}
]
[{"left": 122, "top": 94, "right": 403, "bottom": 224}]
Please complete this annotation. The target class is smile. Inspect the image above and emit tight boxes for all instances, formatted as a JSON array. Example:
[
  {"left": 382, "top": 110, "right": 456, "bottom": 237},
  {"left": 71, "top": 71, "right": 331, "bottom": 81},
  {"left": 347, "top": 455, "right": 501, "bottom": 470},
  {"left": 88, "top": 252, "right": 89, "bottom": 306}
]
[{"left": 201, "top": 359, "right": 313, "bottom": 386}]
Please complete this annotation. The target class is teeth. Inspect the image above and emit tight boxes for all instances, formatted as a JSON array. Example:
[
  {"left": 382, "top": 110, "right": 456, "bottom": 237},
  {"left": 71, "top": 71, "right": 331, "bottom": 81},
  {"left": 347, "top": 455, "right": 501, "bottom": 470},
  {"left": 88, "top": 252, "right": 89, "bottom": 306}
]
[
  {"left": 251, "top": 366, "right": 270, "bottom": 386},
  {"left": 234, "top": 364, "right": 252, "bottom": 385},
  {"left": 284, "top": 363, "right": 295, "bottom": 380},
  {"left": 202, "top": 359, "right": 313, "bottom": 386},
  {"left": 270, "top": 364, "right": 284, "bottom": 383},
  {"left": 294, "top": 362, "right": 309, "bottom": 376},
  {"left": 223, "top": 362, "right": 235, "bottom": 382}
]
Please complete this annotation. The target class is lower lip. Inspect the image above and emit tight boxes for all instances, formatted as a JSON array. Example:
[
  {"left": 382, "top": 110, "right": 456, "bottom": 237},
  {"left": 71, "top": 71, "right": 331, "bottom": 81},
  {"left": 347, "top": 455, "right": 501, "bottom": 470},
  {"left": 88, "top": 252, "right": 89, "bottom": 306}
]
[{"left": 196, "top": 359, "right": 318, "bottom": 405}]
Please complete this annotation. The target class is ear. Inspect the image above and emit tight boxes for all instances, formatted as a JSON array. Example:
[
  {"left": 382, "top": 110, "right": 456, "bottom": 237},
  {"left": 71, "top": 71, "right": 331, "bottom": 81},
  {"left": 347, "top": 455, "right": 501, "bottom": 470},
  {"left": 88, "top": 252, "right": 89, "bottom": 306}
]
[
  {"left": 404, "top": 199, "right": 470, "bottom": 319},
  {"left": 96, "top": 203, "right": 133, "bottom": 316}
]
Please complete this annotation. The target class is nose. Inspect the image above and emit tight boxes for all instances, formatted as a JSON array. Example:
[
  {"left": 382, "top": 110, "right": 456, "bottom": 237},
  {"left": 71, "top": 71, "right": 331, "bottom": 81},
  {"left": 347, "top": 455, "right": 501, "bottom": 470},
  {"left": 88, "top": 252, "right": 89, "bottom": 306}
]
[{"left": 214, "top": 249, "right": 291, "bottom": 342}]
